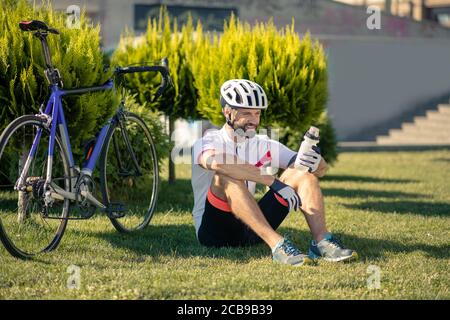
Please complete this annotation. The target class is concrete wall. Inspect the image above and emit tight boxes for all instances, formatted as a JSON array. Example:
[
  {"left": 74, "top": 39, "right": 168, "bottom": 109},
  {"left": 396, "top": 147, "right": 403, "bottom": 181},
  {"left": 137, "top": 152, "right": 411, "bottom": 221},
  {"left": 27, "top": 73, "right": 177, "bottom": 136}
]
[
  {"left": 323, "top": 37, "right": 450, "bottom": 140},
  {"left": 51, "top": 0, "right": 450, "bottom": 49}
]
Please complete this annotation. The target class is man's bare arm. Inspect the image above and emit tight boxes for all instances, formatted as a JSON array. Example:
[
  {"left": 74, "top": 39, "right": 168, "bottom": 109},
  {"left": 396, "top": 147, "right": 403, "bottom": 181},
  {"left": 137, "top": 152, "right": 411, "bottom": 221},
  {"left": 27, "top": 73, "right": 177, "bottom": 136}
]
[{"left": 199, "top": 150, "right": 275, "bottom": 186}]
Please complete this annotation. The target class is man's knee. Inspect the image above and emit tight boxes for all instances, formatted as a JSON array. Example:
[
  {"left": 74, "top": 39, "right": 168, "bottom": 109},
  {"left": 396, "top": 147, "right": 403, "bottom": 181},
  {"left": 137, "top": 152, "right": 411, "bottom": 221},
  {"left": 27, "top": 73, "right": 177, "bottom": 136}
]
[
  {"left": 299, "top": 172, "right": 320, "bottom": 186},
  {"left": 212, "top": 174, "right": 246, "bottom": 197},
  {"left": 280, "top": 169, "right": 319, "bottom": 190},
  {"left": 214, "top": 174, "right": 245, "bottom": 188}
]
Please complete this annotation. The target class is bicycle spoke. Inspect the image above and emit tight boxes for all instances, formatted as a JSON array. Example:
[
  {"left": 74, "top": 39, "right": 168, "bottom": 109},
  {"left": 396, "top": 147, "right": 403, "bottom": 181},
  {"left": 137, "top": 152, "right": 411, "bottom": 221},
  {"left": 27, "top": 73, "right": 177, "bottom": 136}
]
[
  {"left": 0, "top": 116, "right": 69, "bottom": 259},
  {"left": 101, "top": 113, "right": 158, "bottom": 232}
]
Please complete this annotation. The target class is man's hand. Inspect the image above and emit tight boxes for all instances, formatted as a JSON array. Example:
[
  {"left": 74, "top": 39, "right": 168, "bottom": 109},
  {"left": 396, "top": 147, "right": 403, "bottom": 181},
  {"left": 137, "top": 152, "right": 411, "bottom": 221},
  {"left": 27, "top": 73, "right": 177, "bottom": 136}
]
[
  {"left": 269, "top": 179, "right": 301, "bottom": 211},
  {"left": 313, "top": 158, "right": 328, "bottom": 178},
  {"left": 296, "top": 145, "right": 322, "bottom": 173}
]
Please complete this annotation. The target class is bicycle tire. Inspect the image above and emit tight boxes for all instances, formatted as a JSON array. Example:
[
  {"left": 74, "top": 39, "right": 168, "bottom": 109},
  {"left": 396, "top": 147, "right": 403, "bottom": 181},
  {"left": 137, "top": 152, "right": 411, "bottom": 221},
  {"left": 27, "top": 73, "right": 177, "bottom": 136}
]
[
  {"left": 99, "top": 112, "right": 159, "bottom": 233},
  {"left": 0, "top": 115, "right": 69, "bottom": 259}
]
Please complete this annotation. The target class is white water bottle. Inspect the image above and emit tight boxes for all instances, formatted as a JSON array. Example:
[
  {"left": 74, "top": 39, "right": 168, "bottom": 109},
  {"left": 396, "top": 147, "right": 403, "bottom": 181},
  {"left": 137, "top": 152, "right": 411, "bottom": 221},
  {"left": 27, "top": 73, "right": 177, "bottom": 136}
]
[{"left": 294, "top": 126, "right": 320, "bottom": 172}]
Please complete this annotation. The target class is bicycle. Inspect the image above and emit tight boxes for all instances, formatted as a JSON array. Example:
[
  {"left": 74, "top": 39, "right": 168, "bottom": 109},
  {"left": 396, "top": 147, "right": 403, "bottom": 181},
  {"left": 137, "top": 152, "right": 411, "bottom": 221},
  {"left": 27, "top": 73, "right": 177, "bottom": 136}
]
[{"left": 0, "top": 20, "right": 171, "bottom": 259}]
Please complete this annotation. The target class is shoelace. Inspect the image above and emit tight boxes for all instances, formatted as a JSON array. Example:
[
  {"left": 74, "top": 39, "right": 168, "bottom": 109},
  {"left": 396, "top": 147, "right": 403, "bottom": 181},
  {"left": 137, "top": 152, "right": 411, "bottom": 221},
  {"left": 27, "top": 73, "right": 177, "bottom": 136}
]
[
  {"left": 326, "top": 236, "right": 345, "bottom": 250},
  {"left": 281, "top": 240, "right": 302, "bottom": 256}
]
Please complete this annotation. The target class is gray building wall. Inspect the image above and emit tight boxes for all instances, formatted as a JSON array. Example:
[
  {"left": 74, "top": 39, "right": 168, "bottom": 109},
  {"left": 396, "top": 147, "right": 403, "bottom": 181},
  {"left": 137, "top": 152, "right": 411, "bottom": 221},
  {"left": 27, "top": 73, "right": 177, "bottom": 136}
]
[
  {"left": 49, "top": 0, "right": 450, "bottom": 140},
  {"left": 324, "top": 37, "right": 450, "bottom": 140},
  {"left": 52, "top": 0, "right": 450, "bottom": 49}
]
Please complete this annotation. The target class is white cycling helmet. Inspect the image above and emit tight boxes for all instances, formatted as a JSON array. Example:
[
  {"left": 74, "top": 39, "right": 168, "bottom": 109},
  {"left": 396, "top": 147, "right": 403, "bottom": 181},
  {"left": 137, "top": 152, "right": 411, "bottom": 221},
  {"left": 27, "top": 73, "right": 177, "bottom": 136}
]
[{"left": 220, "top": 79, "right": 268, "bottom": 109}]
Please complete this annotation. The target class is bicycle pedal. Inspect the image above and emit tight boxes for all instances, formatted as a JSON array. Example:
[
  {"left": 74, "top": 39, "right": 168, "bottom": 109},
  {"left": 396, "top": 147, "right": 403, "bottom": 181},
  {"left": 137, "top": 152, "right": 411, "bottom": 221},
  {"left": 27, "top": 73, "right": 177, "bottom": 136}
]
[{"left": 105, "top": 202, "right": 127, "bottom": 219}]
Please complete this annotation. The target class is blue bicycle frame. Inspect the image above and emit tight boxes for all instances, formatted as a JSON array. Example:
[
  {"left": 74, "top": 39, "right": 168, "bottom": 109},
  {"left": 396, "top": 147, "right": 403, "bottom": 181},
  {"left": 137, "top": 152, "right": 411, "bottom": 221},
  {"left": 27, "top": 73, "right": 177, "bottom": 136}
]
[
  {"left": 16, "top": 80, "right": 115, "bottom": 208},
  {"left": 47, "top": 80, "right": 114, "bottom": 176},
  {"left": 14, "top": 23, "right": 169, "bottom": 207},
  {"left": 14, "top": 27, "right": 170, "bottom": 209}
]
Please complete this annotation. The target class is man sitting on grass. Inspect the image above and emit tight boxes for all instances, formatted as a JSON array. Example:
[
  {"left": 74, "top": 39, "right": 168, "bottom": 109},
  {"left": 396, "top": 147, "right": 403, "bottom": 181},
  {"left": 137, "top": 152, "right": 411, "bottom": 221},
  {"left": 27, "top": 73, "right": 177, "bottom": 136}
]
[{"left": 191, "top": 79, "right": 358, "bottom": 266}]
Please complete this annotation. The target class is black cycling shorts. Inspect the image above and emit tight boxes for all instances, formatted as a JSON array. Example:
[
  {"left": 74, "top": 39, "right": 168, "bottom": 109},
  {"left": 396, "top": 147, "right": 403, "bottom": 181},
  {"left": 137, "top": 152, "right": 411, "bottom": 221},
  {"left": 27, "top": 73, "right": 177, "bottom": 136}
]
[{"left": 197, "top": 188, "right": 289, "bottom": 247}]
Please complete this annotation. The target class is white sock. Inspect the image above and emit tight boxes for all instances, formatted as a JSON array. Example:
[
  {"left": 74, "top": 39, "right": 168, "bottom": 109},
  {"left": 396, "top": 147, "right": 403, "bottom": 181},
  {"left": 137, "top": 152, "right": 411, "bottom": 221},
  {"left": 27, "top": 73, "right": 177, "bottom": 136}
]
[{"left": 271, "top": 238, "right": 285, "bottom": 254}]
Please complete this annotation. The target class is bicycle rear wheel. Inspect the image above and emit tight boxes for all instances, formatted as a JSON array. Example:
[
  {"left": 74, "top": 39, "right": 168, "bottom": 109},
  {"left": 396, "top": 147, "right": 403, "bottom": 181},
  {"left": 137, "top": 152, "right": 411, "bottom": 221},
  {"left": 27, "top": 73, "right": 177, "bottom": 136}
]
[
  {"left": 100, "top": 112, "right": 159, "bottom": 232},
  {"left": 0, "top": 115, "right": 69, "bottom": 259}
]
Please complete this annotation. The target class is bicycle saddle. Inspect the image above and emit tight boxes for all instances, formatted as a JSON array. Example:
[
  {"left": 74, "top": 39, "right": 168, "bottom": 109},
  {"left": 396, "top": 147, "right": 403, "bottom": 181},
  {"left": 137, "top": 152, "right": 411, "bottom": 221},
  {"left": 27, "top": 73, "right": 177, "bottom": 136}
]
[{"left": 19, "top": 20, "right": 59, "bottom": 34}]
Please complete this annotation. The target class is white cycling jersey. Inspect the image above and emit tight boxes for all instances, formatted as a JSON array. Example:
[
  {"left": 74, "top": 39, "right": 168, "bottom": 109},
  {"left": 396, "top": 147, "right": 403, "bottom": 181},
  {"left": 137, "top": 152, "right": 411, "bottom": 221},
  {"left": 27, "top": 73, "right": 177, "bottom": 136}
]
[{"left": 191, "top": 125, "right": 297, "bottom": 235}]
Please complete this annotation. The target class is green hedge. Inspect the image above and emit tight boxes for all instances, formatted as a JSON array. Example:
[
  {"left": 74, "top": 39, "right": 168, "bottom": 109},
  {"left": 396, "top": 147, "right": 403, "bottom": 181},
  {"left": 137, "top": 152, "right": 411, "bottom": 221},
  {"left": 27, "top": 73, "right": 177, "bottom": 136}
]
[
  {"left": 122, "top": 92, "right": 172, "bottom": 165},
  {"left": 0, "top": 0, "right": 114, "bottom": 154},
  {"left": 0, "top": 0, "right": 170, "bottom": 166},
  {"left": 190, "top": 15, "right": 336, "bottom": 163},
  {"left": 112, "top": 9, "right": 198, "bottom": 121},
  {"left": 117, "top": 10, "right": 337, "bottom": 163}
]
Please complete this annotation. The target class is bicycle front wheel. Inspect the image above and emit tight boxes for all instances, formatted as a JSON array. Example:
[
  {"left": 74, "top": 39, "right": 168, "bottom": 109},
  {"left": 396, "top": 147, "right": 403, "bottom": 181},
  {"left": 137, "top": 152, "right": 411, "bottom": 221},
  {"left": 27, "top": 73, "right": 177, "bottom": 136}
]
[
  {"left": 0, "top": 115, "right": 69, "bottom": 259},
  {"left": 100, "top": 112, "right": 159, "bottom": 232}
]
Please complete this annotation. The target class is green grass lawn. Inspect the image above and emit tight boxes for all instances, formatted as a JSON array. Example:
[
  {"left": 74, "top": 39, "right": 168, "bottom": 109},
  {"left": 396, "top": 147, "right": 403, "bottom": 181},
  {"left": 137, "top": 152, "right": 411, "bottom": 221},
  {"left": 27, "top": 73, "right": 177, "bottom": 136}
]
[{"left": 0, "top": 150, "right": 449, "bottom": 299}]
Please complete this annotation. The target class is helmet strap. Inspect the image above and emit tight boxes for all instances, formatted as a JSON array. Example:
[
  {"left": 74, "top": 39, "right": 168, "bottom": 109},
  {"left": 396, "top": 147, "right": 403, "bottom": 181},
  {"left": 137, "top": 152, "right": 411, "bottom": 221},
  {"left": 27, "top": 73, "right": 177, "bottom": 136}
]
[
  {"left": 226, "top": 114, "right": 235, "bottom": 128},
  {"left": 226, "top": 109, "right": 253, "bottom": 139}
]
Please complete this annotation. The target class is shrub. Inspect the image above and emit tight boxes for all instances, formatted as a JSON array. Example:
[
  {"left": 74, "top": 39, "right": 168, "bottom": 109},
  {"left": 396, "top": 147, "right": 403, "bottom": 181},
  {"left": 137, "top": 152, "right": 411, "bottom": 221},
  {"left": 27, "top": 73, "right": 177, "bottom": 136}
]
[
  {"left": 111, "top": 8, "right": 198, "bottom": 121},
  {"left": 122, "top": 92, "right": 172, "bottom": 166},
  {"left": 0, "top": 0, "right": 114, "bottom": 154},
  {"left": 112, "top": 8, "right": 337, "bottom": 163},
  {"left": 190, "top": 15, "right": 336, "bottom": 163},
  {"left": 0, "top": 0, "right": 171, "bottom": 172}
]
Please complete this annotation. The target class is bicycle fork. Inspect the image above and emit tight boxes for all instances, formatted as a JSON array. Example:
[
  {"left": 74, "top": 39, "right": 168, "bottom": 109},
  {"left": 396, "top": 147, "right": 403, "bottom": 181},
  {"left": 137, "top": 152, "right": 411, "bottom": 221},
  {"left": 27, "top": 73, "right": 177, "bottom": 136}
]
[{"left": 116, "top": 112, "right": 143, "bottom": 177}]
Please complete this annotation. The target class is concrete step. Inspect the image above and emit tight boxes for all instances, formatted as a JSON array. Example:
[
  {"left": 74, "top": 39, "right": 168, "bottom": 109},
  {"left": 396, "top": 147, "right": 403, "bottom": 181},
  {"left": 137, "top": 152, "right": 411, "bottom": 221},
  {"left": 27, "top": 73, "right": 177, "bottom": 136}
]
[
  {"left": 378, "top": 134, "right": 450, "bottom": 142},
  {"left": 402, "top": 122, "right": 450, "bottom": 131},
  {"left": 404, "top": 121, "right": 450, "bottom": 132},
  {"left": 377, "top": 136, "right": 450, "bottom": 145},
  {"left": 375, "top": 103, "right": 450, "bottom": 146},
  {"left": 414, "top": 116, "right": 450, "bottom": 127},
  {"left": 425, "top": 110, "right": 450, "bottom": 121},
  {"left": 438, "top": 104, "right": 450, "bottom": 114},
  {"left": 398, "top": 124, "right": 450, "bottom": 135},
  {"left": 388, "top": 130, "right": 450, "bottom": 141}
]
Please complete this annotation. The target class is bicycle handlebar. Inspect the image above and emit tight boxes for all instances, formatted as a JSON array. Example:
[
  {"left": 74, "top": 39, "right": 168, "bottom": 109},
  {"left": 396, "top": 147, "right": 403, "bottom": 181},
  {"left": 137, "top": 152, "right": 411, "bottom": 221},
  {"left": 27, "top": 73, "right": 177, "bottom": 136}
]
[{"left": 115, "top": 58, "right": 172, "bottom": 100}]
